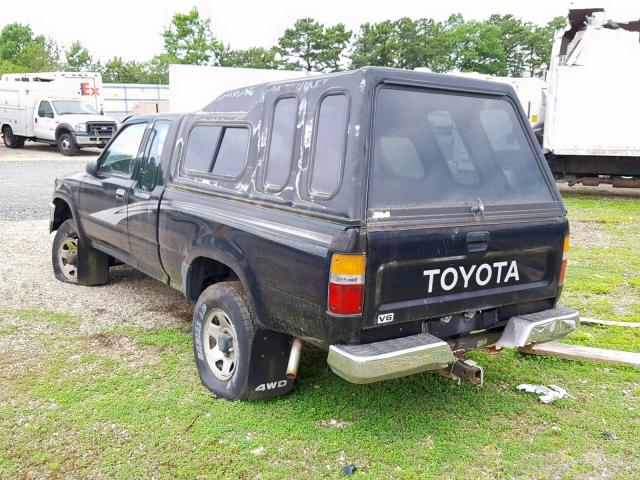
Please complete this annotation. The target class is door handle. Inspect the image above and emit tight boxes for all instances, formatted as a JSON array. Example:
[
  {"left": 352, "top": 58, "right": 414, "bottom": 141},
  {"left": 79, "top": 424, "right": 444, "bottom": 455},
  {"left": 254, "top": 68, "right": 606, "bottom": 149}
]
[
  {"left": 467, "top": 231, "right": 490, "bottom": 253},
  {"left": 115, "top": 188, "right": 126, "bottom": 199}
]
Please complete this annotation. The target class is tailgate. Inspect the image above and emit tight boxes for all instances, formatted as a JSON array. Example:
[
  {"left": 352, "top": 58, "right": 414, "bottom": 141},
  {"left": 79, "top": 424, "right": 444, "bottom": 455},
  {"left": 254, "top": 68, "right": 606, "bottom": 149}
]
[{"left": 363, "top": 219, "right": 566, "bottom": 328}]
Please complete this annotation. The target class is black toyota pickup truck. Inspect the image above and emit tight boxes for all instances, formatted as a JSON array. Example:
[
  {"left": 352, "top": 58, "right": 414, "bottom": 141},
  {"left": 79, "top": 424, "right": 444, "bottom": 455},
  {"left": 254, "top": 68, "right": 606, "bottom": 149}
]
[{"left": 50, "top": 67, "right": 579, "bottom": 400}]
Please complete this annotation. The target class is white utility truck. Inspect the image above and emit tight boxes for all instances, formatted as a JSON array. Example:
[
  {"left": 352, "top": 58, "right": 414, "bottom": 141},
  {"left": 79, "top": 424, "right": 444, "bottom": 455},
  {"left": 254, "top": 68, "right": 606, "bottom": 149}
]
[
  {"left": 0, "top": 72, "right": 118, "bottom": 156},
  {"left": 543, "top": 7, "right": 640, "bottom": 186}
]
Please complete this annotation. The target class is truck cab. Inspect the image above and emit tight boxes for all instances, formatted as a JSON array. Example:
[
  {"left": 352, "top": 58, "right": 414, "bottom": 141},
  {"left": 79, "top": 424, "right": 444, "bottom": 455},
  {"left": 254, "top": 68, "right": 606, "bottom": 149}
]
[
  {"left": 50, "top": 67, "right": 578, "bottom": 400},
  {"left": 32, "top": 97, "right": 118, "bottom": 154}
]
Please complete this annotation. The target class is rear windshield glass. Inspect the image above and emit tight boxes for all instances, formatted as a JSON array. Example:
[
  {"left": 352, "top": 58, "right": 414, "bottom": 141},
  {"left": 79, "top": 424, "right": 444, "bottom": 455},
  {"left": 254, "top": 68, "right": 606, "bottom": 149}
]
[{"left": 370, "top": 88, "right": 553, "bottom": 211}]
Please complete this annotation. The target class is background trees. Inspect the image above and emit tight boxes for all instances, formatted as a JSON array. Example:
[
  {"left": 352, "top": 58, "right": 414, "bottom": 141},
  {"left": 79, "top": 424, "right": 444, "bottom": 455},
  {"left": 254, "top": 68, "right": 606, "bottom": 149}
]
[
  {"left": 0, "top": 8, "right": 566, "bottom": 83},
  {"left": 276, "top": 18, "right": 351, "bottom": 71}
]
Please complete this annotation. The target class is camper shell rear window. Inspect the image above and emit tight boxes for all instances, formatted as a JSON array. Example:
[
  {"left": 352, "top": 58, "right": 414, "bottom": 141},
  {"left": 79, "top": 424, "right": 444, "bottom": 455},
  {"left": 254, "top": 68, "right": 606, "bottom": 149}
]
[{"left": 369, "top": 86, "right": 554, "bottom": 215}]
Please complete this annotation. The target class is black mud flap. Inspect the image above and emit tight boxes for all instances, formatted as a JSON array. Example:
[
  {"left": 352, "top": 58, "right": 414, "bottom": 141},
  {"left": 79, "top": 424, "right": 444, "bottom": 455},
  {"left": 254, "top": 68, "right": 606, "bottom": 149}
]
[
  {"left": 76, "top": 241, "right": 110, "bottom": 286},
  {"left": 245, "top": 328, "right": 295, "bottom": 400}
]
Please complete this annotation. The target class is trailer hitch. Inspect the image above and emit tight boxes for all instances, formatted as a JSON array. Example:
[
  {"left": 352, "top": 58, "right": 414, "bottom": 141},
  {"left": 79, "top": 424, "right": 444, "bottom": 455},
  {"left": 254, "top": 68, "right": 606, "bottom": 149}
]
[{"left": 437, "top": 359, "right": 484, "bottom": 386}]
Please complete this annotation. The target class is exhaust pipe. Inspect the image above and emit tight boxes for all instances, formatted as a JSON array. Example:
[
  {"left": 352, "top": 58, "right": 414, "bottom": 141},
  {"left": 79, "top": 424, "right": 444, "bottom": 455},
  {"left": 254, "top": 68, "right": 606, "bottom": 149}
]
[{"left": 286, "top": 338, "right": 304, "bottom": 379}]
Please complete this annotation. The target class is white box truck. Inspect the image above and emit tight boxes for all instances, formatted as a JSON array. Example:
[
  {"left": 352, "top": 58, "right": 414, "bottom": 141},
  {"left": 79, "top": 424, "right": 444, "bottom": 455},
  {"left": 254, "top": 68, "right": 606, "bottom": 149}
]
[
  {"left": 0, "top": 72, "right": 118, "bottom": 156},
  {"left": 543, "top": 7, "right": 640, "bottom": 186}
]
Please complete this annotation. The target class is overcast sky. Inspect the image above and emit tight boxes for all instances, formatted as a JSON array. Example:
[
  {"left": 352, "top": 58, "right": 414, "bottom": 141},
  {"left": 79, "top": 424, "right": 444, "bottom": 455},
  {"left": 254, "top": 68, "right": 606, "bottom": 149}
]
[{"left": 2, "top": 0, "right": 639, "bottom": 62}]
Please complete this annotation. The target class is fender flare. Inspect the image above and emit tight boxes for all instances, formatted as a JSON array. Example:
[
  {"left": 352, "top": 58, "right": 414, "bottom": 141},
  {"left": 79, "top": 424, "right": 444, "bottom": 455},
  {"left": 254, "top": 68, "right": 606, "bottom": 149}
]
[
  {"left": 54, "top": 123, "right": 76, "bottom": 142},
  {"left": 50, "top": 192, "right": 83, "bottom": 237},
  {"left": 182, "top": 248, "right": 264, "bottom": 324}
]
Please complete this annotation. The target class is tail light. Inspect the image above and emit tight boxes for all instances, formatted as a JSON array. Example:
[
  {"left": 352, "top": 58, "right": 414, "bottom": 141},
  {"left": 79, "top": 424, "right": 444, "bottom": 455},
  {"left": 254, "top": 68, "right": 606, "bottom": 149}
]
[
  {"left": 328, "top": 253, "right": 366, "bottom": 315},
  {"left": 559, "top": 234, "right": 569, "bottom": 284}
]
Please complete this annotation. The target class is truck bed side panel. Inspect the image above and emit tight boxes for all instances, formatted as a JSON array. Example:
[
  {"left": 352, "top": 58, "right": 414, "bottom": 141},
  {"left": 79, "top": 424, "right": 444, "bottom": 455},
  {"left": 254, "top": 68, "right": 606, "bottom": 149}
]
[{"left": 158, "top": 187, "right": 359, "bottom": 345}]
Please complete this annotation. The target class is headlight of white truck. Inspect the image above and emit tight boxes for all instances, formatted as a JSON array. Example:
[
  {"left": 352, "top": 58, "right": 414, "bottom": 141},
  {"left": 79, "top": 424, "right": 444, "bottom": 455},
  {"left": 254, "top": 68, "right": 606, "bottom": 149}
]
[{"left": 74, "top": 123, "right": 86, "bottom": 133}]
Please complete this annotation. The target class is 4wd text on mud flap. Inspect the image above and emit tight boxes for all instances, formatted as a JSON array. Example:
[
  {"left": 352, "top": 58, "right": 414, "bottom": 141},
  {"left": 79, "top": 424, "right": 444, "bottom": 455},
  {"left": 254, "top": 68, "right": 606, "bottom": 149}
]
[{"left": 255, "top": 380, "right": 288, "bottom": 391}]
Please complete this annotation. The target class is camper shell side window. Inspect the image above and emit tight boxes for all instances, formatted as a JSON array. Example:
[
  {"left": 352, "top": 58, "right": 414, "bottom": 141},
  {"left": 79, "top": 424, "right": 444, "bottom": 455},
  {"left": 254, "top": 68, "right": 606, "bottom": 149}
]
[{"left": 180, "top": 123, "right": 250, "bottom": 181}]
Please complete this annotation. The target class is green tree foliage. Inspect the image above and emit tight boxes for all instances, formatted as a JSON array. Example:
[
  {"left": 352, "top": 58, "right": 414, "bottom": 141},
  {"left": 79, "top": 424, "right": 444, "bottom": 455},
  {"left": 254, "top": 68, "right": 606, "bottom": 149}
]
[
  {"left": 0, "top": 23, "right": 34, "bottom": 60},
  {"left": 0, "top": 22, "right": 59, "bottom": 75},
  {"left": 277, "top": 18, "right": 351, "bottom": 71},
  {"left": 0, "top": 9, "right": 566, "bottom": 83},
  {"left": 162, "top": 7, "right": 223, "bottom": 65},
  {"left": 444, "top": 16, "right": 506, "bottom": 75},
  {"left": 219, "top": 47, "right": 280, "bottom": 69},
  {"left": 64, "top": 41, "right": 96, "bottom": 71},
  {"left": 350, "top": 18, "right": 448, "bottom": 71}
]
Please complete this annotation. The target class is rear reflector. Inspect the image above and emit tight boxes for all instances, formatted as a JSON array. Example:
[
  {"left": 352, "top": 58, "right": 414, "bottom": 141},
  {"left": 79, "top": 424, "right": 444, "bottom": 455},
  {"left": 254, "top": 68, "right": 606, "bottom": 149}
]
[
  {"left": 559, "top": 234, "right": 570, "bottom": 284},
  {"left": 559, "top": 258, "right": 568, "bottom": 284},
  {"left": 328, "top": 253, "right": 365, "bottom": 315}
]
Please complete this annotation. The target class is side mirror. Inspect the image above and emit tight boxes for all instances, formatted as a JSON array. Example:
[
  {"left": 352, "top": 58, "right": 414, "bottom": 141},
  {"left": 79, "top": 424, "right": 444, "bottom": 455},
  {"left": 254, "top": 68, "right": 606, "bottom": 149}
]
[{"left": 86, "top": 159, "right": 99, "bottom": 176}]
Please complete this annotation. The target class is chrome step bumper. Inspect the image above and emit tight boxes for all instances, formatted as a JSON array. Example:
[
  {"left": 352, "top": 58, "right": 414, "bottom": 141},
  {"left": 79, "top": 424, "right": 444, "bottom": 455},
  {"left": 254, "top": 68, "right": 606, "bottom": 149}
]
[
  {"left": 327, "top": 333, "right": 455, "bottom": 384},
  {"left": 495, "top": 306, "right": 580, "bottom": 349},
  {"left": 327, "top": 305, "right": 579, "bottom": 384}
]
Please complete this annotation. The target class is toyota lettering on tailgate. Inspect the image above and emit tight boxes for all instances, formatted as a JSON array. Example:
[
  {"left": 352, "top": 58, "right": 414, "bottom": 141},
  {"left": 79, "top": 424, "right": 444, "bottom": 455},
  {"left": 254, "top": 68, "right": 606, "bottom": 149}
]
[{"left": 423, "top": 261, "right": 520, "bottom": 294}]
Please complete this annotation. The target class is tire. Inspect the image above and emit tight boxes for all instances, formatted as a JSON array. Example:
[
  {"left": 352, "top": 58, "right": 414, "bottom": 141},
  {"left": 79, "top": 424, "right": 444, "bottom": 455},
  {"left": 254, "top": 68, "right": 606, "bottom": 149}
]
[
  {"left": 52, "top": 219, "right": 81, "bottom": 284},
  {"left": 52, "top": 219, "right": 109, "bottom": 285},
  {"left": 2, "top": 125, "right": 25, "bottom": 148},
  {"left": 192, "top": 282, "right": 257, "bottom": 400},
  {"left": 58, "top": 133, "right": 79, "bottom": 156}
]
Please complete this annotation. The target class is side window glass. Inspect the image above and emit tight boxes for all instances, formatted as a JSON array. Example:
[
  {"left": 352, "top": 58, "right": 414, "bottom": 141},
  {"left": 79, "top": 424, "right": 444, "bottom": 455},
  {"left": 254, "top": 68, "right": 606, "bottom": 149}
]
[
  {"left": 212, "top": 127, "right": 249, "bottom": 177},
  {"left": 265, "top": 97, "right": 297, "bottom": 190},
  {"left": 183, "top": 125, "right": 222, "bottom": 173},
  {"left": 183, "top": 124, "right": 248, "bottom": 178},
  {"left": 99, "top": 123, "right": 146, "bottom": 177},
  {"left": 38, "top": 101, "right": 53, "bottom": 118},
  {"left": 138, "top": 121, "right": 170, "bottom": 191},
  {"left": 310, "top": 94, "right": 348, "bottom": 196}
]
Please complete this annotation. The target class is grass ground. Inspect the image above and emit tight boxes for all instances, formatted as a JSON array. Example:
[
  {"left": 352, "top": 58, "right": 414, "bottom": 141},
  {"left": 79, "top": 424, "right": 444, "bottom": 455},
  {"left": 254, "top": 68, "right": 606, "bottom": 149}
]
[{"left": 1, "top": 193, "right": 639, "bottom": 479}]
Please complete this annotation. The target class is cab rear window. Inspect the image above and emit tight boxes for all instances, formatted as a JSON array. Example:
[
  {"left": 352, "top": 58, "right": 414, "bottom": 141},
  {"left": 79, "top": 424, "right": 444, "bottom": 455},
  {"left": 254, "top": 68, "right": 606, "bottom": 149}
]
[{"left": 370, "top": 87, "right": 553, "bottom": 211}]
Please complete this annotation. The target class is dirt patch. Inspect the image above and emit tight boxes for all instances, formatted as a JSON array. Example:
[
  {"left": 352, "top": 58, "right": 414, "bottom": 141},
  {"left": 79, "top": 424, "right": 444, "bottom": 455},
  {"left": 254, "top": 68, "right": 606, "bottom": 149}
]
[
  {"left": 570, "top": 220, "right": 613, "bottom": 249},
  {"left": 89, "top": 333, "right": 162, "bottom": 368}
]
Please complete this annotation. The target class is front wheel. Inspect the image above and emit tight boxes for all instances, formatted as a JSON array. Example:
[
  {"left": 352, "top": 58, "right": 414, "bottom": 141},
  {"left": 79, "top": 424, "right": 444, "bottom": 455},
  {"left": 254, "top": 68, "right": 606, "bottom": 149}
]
[
  {"left": 192, "top": 282, "right": 258, "bottom": 400},
  {"left": 52, "top": 219, "right": 109, "bottom": 285},
  {"left": 52, "top": 220, "right": 80, "bottom": 283},
  {"left": 58, "top": 133, "right": 79, "bottom": 156}
]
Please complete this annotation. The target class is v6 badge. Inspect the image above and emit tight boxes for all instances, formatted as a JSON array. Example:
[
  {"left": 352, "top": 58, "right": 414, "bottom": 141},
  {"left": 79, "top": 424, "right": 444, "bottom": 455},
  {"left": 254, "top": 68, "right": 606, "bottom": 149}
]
[{"left": 377, "top": 312, "right": 394, "bottom": 324}]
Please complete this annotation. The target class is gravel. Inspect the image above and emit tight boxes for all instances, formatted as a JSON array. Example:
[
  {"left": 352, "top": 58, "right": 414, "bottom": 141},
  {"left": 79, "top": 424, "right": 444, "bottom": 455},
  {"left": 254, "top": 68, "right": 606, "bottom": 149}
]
[
  {"left": 0, "top": 143, "right": 97, "bottom": 220},
  {"left": 0, "top": 220, "right": 194, "bottom": 333},
  {"left": 0, "top": 144, "right": 194, "bottom": 333}
]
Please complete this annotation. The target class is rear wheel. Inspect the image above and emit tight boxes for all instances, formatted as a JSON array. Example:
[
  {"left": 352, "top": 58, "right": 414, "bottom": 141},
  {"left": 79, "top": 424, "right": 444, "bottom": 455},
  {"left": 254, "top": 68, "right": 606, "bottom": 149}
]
[
  {"left": 2, "top": 125, "right": 25, "bottom": 148},
  {"left": 192, "top": 282, "right": 257, "bottom": 400},
  {"left": 58, "top": 133, "right": 79, "bottom": 156}
]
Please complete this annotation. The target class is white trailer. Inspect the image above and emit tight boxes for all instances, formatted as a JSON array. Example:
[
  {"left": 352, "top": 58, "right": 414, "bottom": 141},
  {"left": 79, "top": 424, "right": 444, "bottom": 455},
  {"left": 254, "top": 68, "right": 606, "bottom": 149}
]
[
  {"left": 543, "top": 7, "right": 640, "bottom": 185},
  {"left": 102, "top": 83, "right": 169, "bottom": 121},
  {"left": 446, "top": 71, "right": 546, "bottom": 132},
  {"left": 169, "top": 65, "right": 315, "bottom": 113},
  {"left": 0, "top": 72, "right": 118, "bottom": 155}
]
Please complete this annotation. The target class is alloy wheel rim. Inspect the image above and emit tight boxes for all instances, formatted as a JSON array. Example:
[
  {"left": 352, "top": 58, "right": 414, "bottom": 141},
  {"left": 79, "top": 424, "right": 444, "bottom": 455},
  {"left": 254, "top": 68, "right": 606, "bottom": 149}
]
[
  {"left": 203, "top": 308, "right": 238, "bottom": 381},
  {"left": 58, "top": 234, "right": 78, "bottom": 280}
]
